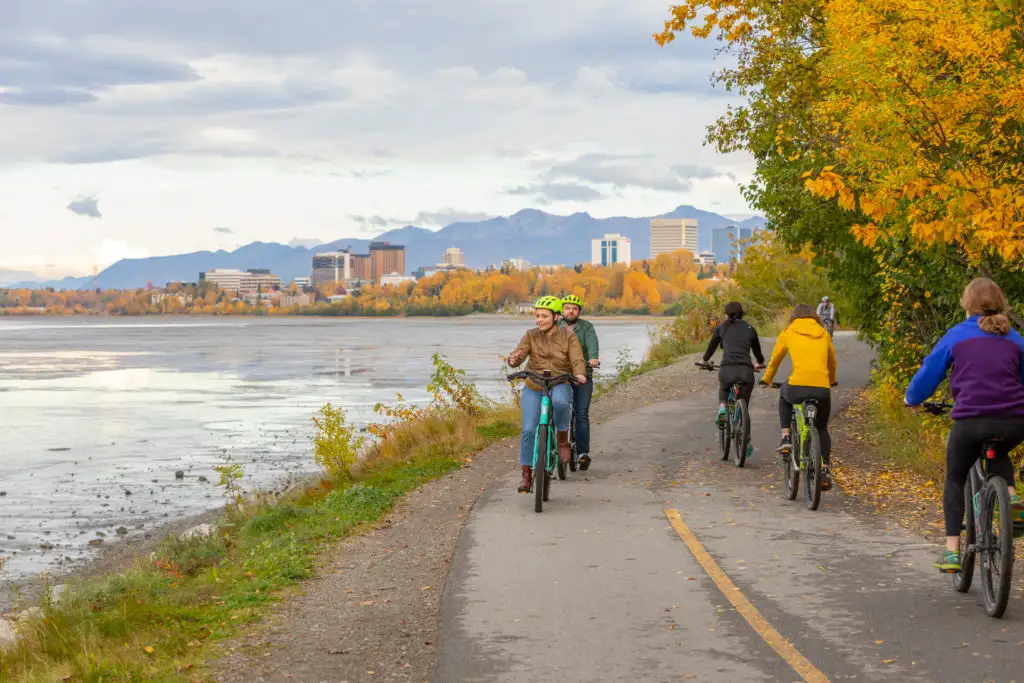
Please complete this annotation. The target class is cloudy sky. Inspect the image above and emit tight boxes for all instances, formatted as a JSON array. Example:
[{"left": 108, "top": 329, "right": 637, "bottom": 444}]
[{"left": 0, "top": 0, "right": 752, "bottom": 278}]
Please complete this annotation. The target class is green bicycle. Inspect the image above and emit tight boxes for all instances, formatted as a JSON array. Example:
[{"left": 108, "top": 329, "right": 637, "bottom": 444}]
[
  {"left": 696, "top": 361, "right": 759, "bottom": 467},
  {"left": 770, "top": 382, "right": 836, "bottom": 511},
  {"left": 507, "top": 370, "right": 576, "bottom": 513}
]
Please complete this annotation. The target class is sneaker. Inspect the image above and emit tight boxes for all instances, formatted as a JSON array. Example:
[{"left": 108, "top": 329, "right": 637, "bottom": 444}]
[
  {"left": 934, "top": 549, "right": 961, "bottom": 573},
  {"left": 715, "top": 407, "right": 727, "bottom": 427},
  {"left": 745, "top": 443, "right": 754, "bottom": 460},
  {"left": 1010, "top": 493, "right": 1024, "bottom": 510},
  {"left": 578, "top": 453, "right": 592, "bottom": 471},
  {"left": 776, "top": 435, "right": 792, "bottom": 454},
  {"left": 820, "top": 468, "right": 832, "bottom": 491}
]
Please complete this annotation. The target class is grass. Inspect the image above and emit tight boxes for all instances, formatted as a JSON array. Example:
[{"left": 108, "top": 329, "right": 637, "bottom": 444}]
[{"left": 0, "top": 406, "right": 521, "bottom": 683}]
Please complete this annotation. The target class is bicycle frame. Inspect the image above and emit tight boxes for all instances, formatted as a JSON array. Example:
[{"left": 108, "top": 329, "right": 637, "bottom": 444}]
[
  {"left": 533, "top": 392, "right": 558, "bottom": 473},
  {"left": 792, "top": 402, "right": 818, "bottom": 470}
]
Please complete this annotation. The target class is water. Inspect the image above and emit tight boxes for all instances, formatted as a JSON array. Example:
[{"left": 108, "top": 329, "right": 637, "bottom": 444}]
[{"left": 0, "top": 315, "right": 655, "bottom": 578}]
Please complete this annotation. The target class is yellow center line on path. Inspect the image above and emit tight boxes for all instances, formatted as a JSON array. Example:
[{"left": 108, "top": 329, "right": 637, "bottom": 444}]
[{"left": 664, "top": 508, "right": 831, "bottom": 683}]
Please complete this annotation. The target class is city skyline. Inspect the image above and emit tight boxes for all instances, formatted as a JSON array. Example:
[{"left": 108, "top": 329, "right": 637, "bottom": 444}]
[{"left": 0, "top": 1, "right": 755, "bottom": 279}]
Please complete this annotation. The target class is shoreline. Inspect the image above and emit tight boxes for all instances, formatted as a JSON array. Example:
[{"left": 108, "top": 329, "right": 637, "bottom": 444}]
[{"left": 0, "top": 311, "right": 675, "bottom": 322}]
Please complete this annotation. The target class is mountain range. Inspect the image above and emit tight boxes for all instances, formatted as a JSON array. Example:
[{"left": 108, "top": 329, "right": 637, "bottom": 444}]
[{"left": 10, "top": 206, "right": 765, "bottom": 291}]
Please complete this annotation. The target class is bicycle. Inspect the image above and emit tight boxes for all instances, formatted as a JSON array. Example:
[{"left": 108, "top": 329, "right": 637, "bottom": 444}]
[
  {"left": 696, "top": 361, "right": 759, "bottom": 467},
  {"left": 767, "top": 382, "right": 837, "bottom": 511},
  {"left": 919, "top": 401, "right": 1024, "bottom": 618},
  {"left": 822, "top": 317, "right": 835, "bottom": 338},
  {"left": 507, "top": 370, "right": 576, "bottom": 513},
  {"left": 560, "top": 394, "right": 577, "bottom": 480}
]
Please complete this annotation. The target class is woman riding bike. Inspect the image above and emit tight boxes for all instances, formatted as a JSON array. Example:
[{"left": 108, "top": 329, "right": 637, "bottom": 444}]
[
  {"left": 507, "top": 296, "right": 588, "bottom": 493},
  {"left": 904, "top": 278, "right": 1024, "bottom": 572},
  {"left": 698, "top": 302, "right": 765, "bottom": 459},
  {"left": 760, "top": 304, "right": 838, "bottom": 490}
]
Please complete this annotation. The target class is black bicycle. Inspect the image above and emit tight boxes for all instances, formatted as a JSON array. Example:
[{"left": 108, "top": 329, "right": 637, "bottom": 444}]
[
  {"left": 696, "top": 361, "right": 759, "bottom": 467},
  {"left": 920, "top": 401, "right": 1023, "bottom": 618},
  {"left": 507, "top": 371, "right": 576, "bottom": 513},
  {"left": 559, "top": 393, "right": 577, "bottom": 480},
  {"left": 766, "top": 382, "right": 837, "bottom": 510}
]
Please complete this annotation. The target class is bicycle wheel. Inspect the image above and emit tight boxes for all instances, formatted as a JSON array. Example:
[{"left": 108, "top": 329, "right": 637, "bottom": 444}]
[
  {"left": 543, "top": 429, "right": 554, "bottom": 502},
  {"left": 954, "top": 481, "right": 976, "bottom": 593},
  {"left": 979, "top": 478, "right": 1014, "bottom": 617},
  {"left": 784, "top": 419, "right": 799, "bottom": 501},
  {"left": 568, "top": 417, "right": 577, "bottom": 473},
  {"left": 534, "top": 423, "right": 547, "bottom": 513},
  {"left": 719, "top": 404, "right": 731, "bottom": 461},
  {"left": 803, "top": 425, "right": 822, "bottom": 511},
  {"left": 732, "top": 399, "right": 749, "bottom": 468}
]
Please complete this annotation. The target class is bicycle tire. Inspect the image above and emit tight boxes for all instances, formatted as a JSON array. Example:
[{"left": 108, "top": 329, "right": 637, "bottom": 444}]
[
  {"left": 980, "top": 478, "right": 1014, "bottom": 617},
  {"left": 784, "top": 417, "right": 799, "bottom": 501},
  {"left": 557, "top": 456, "right": 567, "bottom": 481},
  {"left": 803, "top": 425, "right": 822, "bottom": 511},
  {"left": 534, "top": 423, "right": 547, "bottom": 513},
  {"left": 719, "top": 405, "right": 731, "bottom": 461},
  {"left": 568, "top": 417, "right": 577, "bottom": 473},
  {"left": 954, "top": 481, "right": 976, "bottom": 593},
  {"left": 732, "top": 399, "right": 749, "bottom": 468}
]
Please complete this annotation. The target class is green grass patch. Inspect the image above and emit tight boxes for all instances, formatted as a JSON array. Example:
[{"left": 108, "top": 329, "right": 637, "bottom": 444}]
[{"left": 1, "top": 407, "right": 518, "bottom": 682}]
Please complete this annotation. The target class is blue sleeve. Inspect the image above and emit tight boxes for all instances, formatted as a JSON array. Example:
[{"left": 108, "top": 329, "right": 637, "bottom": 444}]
[
  {"left": 905, "top": 332, "right": 955, "bottom": 405},
  {"left": 1010, "top": 330, "right": 1024, "bottom": 385}
]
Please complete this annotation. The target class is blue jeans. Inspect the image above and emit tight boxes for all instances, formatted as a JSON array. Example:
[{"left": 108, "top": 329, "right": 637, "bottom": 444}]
[
  {"left": 572, "top": 380, "right": 594, "bottom": 456},
  {"left": 519, "top": 384, "right": 572, "bottom": 466}
]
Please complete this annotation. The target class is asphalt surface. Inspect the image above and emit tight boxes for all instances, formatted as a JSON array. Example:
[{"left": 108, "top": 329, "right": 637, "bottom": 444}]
[{"left": 435, "top": 334, "right": 1024, "bottom": 682}]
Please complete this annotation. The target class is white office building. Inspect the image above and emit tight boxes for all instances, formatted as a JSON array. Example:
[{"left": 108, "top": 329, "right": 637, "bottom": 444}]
[
  {"left": 591, "top": 233, "right": 632, "bottom": 267},
  {"left": 650, "top": 218, "right": 699, "bottom": 257}
]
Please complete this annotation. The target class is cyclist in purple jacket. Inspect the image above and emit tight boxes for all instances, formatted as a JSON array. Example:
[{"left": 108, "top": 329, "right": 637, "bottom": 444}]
[{"left": 905, "top": 278, "right": 1024, "bottom": 572}]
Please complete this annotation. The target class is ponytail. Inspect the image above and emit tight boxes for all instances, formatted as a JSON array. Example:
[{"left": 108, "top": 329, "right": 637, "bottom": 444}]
[{"left": 979, "top": 309, "right": 1011, "bottom": 335}]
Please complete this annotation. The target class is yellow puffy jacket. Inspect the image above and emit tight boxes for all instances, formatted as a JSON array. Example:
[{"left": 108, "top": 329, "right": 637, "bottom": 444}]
[{"left": 762, "top": 318, "right": 837, "bottom": 388}]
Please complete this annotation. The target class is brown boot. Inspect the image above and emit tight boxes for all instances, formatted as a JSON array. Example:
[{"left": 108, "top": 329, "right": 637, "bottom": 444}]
[
  {"left": 518, "top": 466, "right": 533, "bottom": 493},
  {"left": 557, "top": 431, "right": 571, "bottom": 464}
]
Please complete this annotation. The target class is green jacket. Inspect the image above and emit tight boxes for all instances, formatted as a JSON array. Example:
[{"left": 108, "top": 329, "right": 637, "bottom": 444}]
[{"left": 563, "top": 318, "right": 599, "bottom": 376}]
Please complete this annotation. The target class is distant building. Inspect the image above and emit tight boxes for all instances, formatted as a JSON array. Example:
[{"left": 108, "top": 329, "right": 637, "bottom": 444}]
[
  {"left": 695, "top": 251, "right": 717, "bottom": 266},
  {"left": 370, "top": 242, "right": 405, "bottom": 283},
  {"left": 351, "top": 253, "right": 372, "bottom": 282},
  {"left": 380, "top": 273, "right": 416, "bottom": 288},
  {"left": 292, "top": 276, "right": 312, "bottom": 289},
  {"left": 200, "top": 268, "right": 281, "bottom": 293},
  {"left": 443, "top": 247, "right": 465, "bottom": 267},
  {"left": 276, "top": 293, "right": 313, "bottom": 307},
  {"left": 650, "top": 218, "right": 698, "bottom": 257},
  {"left": 502, "top": 258, "right": 530, "bottom": 272},
  {"left": 311, "top": 251, "right": 352, "bottom": 284},
  {"left": 712, "top": 226, "right": 740, "bottom": 264},
  {"left": 738, "top": 226, "right": 754, "bottom": 261},
  {"left": 591, "top": 233, "right": 632, "bottom": 267}
]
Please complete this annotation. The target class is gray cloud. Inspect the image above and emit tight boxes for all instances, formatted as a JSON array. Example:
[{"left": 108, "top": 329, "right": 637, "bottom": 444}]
[
  {"left": 413, "top": 209, "right": 494, "bottom": 225},
  {"left": 213, "top": 226, "right": 234, "bottom": 234},
  {"left": 505, "top": 182, "right": 605, "bottom": 204},
  {"left": 67, "top": 196, "right": 102, "bottom": 218},
  {"left": 540, "top": 153, "right": 732, "bottom": 192},
  {"left": 0, "top": 87, "right": 98, "bottom": 106},
  {"left": 348, "top": 215, "right": 390, "bottom": 230},
  {"left": 288, "top": 237, "right": 324, "bottom": 247}
]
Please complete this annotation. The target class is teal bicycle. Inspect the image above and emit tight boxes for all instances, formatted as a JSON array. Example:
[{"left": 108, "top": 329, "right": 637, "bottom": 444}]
[
  {"left": 507, "top": 370, "right": 576, "bottom": 513},
  {"left": 770, "top": 382, "right": 836, "bottom": 511},
  {"left": 696, "top": 361, "right": 760, "bottom": 467}
]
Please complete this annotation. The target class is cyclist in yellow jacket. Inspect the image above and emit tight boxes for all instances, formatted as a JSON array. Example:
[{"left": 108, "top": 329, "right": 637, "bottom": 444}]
[{"left": 761, "top": 304, "right": 838, "bottom": 489}]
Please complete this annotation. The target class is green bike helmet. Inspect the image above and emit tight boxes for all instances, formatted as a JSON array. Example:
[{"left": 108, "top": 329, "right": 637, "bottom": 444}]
[
  {"left": 561, "top": 294, "right": 584, "bottom": 309},
  {"left": 533, "top": 295, "right": 563, "bottom": 315}
]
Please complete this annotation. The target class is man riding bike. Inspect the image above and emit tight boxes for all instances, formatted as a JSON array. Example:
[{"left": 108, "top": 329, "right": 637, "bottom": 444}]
[
  {"left": 698, "top": 302, "right": 764, "bottom": 459},
  {"left": 904, "top": 278, "right": 1024, "bottom": 573},
  {"left": 508, "top": 296, "right": 588, "bottom": 493},
  {"left": 816, "top": 297, "right": 836, "bottom": 336},
  {"left": 561, "top": 294, "right": 600, "bottom": 470}
]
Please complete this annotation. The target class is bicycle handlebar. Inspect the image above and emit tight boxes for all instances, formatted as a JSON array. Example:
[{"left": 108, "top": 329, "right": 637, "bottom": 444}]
[
  {"left": 759, "top": 381, "right": 839, "bottom": 389},
  {"left": 695, "top": 361, "right": 763, "bottom": 373},
  {"left": 506, "top": 371, "right": 576, "bottom": 387},
  {"left": 918, "top": 401, "right": 954, "bottom": 415}
]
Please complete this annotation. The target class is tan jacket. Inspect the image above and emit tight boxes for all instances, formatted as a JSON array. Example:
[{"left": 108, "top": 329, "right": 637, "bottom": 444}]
[{"left": 511, "top": 327, "right": 587, "bottom": 391}]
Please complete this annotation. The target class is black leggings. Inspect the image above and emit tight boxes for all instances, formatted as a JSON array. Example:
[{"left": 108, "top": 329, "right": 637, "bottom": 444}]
[
  {"left": 779, "top": 384, "right": 832, "bottom": 465},
  {"left": 718, "top": 365, "right": 754, "bottom": 404},
  {"left": 943, "top": 417, "right": 1024, "bottom": 536}
]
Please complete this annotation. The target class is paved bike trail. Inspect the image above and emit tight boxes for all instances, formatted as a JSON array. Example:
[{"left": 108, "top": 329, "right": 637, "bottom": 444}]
[{"left": 436, "top": 335, "right": 1024, "bottom": 682}]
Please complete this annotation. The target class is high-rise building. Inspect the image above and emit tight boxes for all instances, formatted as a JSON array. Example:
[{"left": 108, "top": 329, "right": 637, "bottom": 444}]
[
  {"left": 443, "top": 247, "right": 465, "bottom": 267},
  {"left": 712, "top": 225, "right": 740, "bottom": 264},
  {"left": 591, "top": 233, "right": 632, "bottom": 267},
  {"left": 311, "top": 251, "right": 352, "bottom": 284},
  {"left": 738, "top": 226, "right": 754, "bottom": 262},
  {"left": 502, "top": 258, "right": 529, "bottom": 272},
  {"left": 351, "top": 254, "right": 372, "bottom": 281},
  {"left": 369, "top": 242, "right": 405, "bottom": 283},
  {"left": 650, "top": 218, "right": 698, "bottom": 257}
]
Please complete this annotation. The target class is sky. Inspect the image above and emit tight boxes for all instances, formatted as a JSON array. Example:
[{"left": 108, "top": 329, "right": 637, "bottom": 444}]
[{"left": 0, "top": 0, "right": 754, "bottom": 279}]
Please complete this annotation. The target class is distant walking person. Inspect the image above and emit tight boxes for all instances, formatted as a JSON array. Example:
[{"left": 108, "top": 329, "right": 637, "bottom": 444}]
[{"left": 561, "top": 295, "right": 600, "bottom": 470}]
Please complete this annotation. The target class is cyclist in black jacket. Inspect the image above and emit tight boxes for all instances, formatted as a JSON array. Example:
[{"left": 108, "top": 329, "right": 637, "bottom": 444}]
[{"left": 700, "top": 302, "right": 765, "bottom": 428}]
